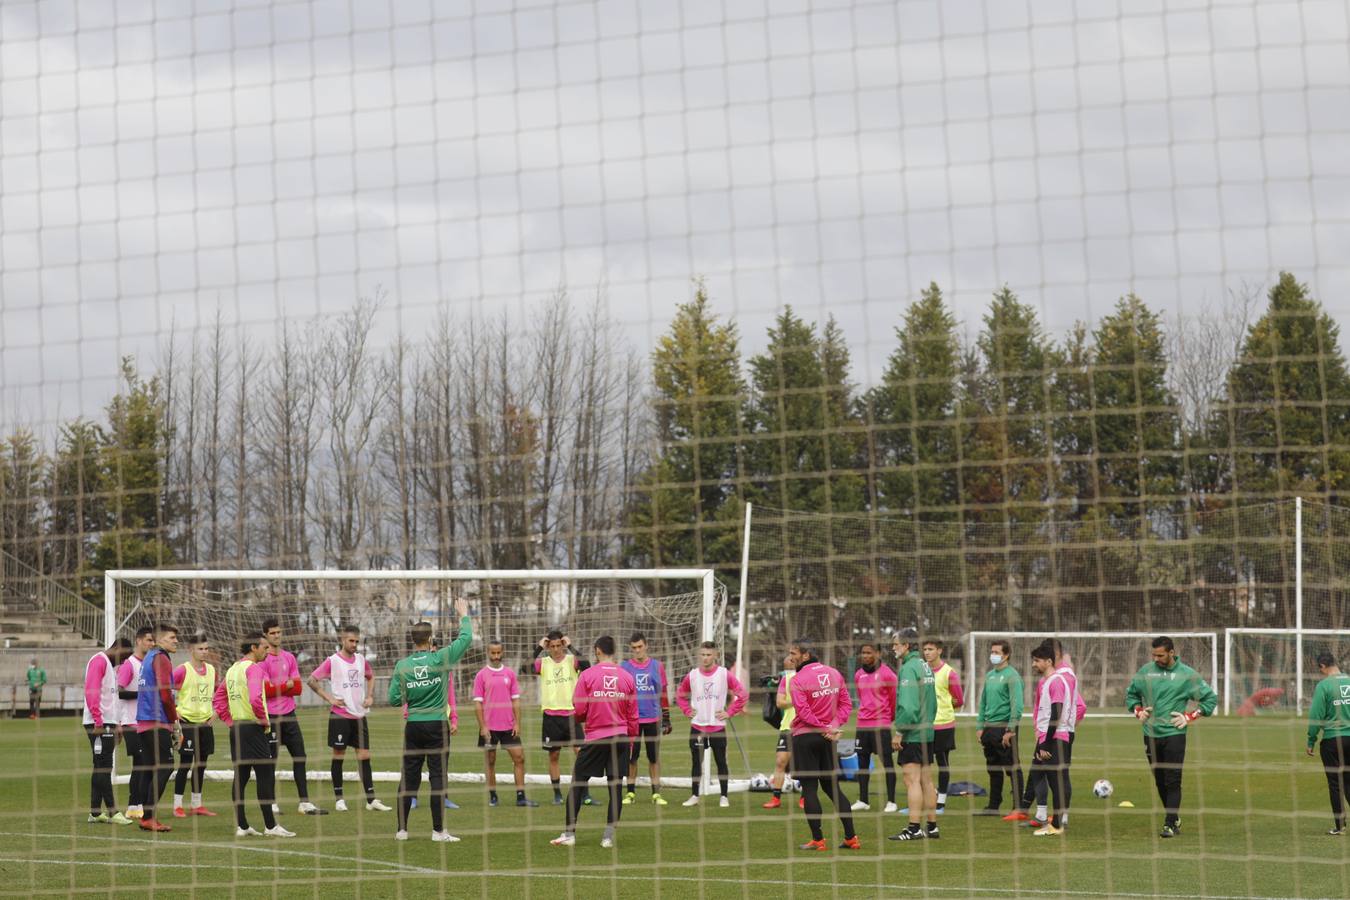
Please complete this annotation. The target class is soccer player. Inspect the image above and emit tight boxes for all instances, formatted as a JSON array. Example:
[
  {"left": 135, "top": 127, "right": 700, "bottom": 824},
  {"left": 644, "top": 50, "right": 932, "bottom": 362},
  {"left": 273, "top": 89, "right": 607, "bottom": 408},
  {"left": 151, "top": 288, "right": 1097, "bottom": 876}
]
[
  {"left": 976, "top": 639, "right": 1024, "bottom": 816},
  {"left": 676, "top": 641, "right": 748, "bottom": 807},
  {"left": 1125, "top": 634, "right": 1218, "bottom": 838},
  {"left": 261, "top": 618, "right": 323, "bottom": 815},
  {"left": 213, "top": 631, "right": 292, "bottom": 837},
  {"left": 171, "top": 634, "right": 219, "bottom": 818},
  {"left": 82, "top": 638, "right": 134, "bottom": 825},
  {"left": 548, "top": 635, "right": 638, "bottom": 848},
  {"left": 889, "top": 627, "right": 938, "bottom": 842},
  {"left": 922, "top": 639, "right": 963, "bottom": 812},
  {"left": 117, "top": 626, "right": 155, "bottom": 818},
  {"left": 620, "top": 631, "right": 671, "bottom": 806},
  {"left": 389, "top": 603, "right": 472, "bottom": 842},
  {"left": 534, "top": 629, "right": 589, "bottom": 805},
  {"left": 785, "top": 637, "right": 858, "bottom": 851},
  {"left": 1008, "top": 638, "right": 1085, "bottom": 827},
  {"left": 1307, "top": 651, "right": 1350, "bottom": 835},
  {"left": 134, "top": 623, "right": 181, "bottom": 832},
  {"left": 851, "top": 642, "right": 898, "bottom": 812},
  {"left": 762, "top": 652, "right": 796, "bottom": 810},
  {"left": 1024, "top": 642, "right": 1077, "bottom": 836},
  {"left": 26, "top": 657, "right": 46, "bottom": 719},
  {"left": 308, "top": 624, "right": 390, "bottom": 812},
  {"left": 473, "top": 640, "right": 538, "bottom": 808}
]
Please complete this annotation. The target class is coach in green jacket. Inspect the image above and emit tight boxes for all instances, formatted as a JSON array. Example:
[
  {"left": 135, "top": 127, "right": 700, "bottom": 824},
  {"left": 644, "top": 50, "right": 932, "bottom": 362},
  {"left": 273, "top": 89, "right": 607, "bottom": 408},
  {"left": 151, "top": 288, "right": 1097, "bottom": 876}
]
[
  {"left": 1306, "top": 651, "right": 1350, "bottom": 835},
  {"left": 888, "top": 627, "right": 937, "bottom": 842},
  {"left": 1124, "top": 635, "right": 1218, "bottom": 838}
]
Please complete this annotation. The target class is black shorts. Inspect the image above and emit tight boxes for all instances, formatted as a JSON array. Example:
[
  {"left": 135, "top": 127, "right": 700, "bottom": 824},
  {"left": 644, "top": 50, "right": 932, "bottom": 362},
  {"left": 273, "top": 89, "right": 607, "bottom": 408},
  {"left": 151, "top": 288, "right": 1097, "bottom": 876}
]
[
  {"left": 932, "top": 728, "right": 956, "bottom": 755},
  {"left": 327, "top": 715, "right": 371, "bottom": 751},
  {"left": 121, "top": 727, "right": 141, "bottom": 762},
  {"left": 854, "top": 727, "right": 893, "bottom": 759},
  {"left": 270, "top": 712, "right": 307, "bottom": 757},
  {"left": 573, "top": 737, "right": 626, "bottom": 782},
  {"left": 897, "top": 739, "right": 935, "bottom": 766},
  {"left": 542, "top": 714, "right": 583, "bottom": 751},
  {"left": 231, "top": 723, "right": 273, "bottom": 766},
  {"left": 178, "top": 722, "right": 215, "bottom": 761},
  {"left": 629, "top": 720, "right": 661, "bottom": 764},
  {"left": 775, "top": 732, "right": 790, "bottom": 754},
  {"left": 477, "top": 729, "right": 521, "bottom": 748}
]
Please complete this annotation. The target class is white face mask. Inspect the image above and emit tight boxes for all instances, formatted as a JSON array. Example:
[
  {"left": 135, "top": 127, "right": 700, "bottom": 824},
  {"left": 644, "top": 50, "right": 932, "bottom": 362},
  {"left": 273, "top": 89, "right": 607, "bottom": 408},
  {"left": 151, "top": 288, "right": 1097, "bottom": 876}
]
[{"left": 989, "top": 653, "right": 1004, "bottom": 666}]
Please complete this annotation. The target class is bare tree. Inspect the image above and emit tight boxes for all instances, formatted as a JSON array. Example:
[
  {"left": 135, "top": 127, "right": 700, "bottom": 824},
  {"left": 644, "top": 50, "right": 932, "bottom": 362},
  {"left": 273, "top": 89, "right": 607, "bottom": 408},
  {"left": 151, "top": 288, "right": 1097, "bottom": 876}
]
[{"left": 256, "top": 321, "right": 319, "bottom": 569}]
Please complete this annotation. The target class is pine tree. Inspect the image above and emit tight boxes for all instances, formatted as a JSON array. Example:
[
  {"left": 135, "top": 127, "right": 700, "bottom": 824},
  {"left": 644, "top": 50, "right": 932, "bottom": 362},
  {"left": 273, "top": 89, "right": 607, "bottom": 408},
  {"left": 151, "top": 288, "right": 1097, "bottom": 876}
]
[{"left": 46, "top": 419, "right": 106, "bottom": 600}]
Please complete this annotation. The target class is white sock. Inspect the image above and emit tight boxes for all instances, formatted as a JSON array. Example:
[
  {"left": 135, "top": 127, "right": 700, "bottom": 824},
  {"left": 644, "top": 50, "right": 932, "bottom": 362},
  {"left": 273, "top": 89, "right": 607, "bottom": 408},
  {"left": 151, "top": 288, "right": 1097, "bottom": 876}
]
[
  {"left": 173, "top": 794, "right": 183, "bottom": 809},
  {"left": 191, "top": 792, "right": 201, "bottom": 808},
  {"left": 1036, "top": 804, "right": 1048, "bottom": 821},
  {"left": 1059, "top": 812, "right": 1069, "bottom": 825},
  {"left": 937, "top": 793, "right": 947, "bottom": 805}
]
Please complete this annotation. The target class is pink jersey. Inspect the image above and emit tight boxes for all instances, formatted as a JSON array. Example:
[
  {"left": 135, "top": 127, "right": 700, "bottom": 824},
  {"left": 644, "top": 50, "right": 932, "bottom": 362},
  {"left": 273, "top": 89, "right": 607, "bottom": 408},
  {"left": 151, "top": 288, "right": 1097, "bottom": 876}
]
[
  {"left": 675, "top": 666, "right": 748, "bottom": 733},
  {"left": 788, "top": 661, "right": 852, "bottom": 736},
  {"left": 571, "top": 662, "right": 639, "bottom": 741},
  {"left": 261, "top": 649, "right": 302, "bottom": 715},
  {"left": 472, "top": 665, "right": 521, "bottom": 732},
  {"left": 116, "top": 654, "right": 143, "bottom": 726},
  {"left": 853, "top": 664, "right": 898, "bottom": 728},
  {"left": 310, "top": 653, "right": 373, "bottom": 719},
  {"left": 1034, "top": 666, "right": 1079, "bottom": 743},
  {"left": 83, "top": 652, "right": 117, "bottom": 728}
]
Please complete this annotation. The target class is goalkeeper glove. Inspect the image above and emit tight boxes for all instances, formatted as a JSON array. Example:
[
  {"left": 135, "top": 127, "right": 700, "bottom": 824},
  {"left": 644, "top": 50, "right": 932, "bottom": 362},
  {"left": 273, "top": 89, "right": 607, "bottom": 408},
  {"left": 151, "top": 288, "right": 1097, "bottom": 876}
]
[
  {"left": 661, "top": 710, "right": 672, "bottom": 735},
  {"left": 1169, "top": 710, "right": 1201, "bottom": 729}
]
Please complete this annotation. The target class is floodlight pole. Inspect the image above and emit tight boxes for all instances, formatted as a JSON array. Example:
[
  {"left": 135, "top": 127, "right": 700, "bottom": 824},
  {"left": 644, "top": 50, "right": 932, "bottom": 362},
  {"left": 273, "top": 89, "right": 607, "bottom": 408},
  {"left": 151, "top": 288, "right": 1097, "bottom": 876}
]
[
  {"left": 1295, "top": 496, "right": 1304, "bottom": 712},
  {"left": 733, "top": 503, "right": 753, "bottom": 686}
]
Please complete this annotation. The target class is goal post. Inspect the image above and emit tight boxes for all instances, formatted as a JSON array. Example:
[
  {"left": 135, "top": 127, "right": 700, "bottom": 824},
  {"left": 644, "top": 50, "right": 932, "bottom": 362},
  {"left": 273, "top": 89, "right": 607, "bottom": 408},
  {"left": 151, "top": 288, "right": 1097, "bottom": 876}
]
[{"left": 966, "top": 631, "right": 1219, "bottom": 715}]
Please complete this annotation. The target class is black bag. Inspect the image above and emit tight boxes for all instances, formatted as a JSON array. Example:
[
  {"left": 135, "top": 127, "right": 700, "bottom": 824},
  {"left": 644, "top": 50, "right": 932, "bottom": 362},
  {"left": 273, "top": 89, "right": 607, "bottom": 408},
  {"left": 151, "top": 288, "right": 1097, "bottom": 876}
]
[{"left": 761, "top": 676, "right": 783, "bottom": 729}]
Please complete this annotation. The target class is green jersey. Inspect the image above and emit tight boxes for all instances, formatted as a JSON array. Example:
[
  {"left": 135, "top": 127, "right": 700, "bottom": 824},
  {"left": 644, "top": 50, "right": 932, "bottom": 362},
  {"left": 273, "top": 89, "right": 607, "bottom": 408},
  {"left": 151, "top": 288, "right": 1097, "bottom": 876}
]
[
  {"left": 387, "top": 617, "right": 473, "bottom": 722},
  {"left": 977, "top": 664, "right": 1023, "bottom": 729},
  {"left": 894, "top": 650, "right": 936, "bottom": 743},
  {"left": 1307, "top": 671, "right": 1350, "bottom": 747},
  {"left": 26, "top": 667, "right": 46, "bottom": 690},
  {"left": 1124, "top": 657, "right": 1217, "bottom": 738}
]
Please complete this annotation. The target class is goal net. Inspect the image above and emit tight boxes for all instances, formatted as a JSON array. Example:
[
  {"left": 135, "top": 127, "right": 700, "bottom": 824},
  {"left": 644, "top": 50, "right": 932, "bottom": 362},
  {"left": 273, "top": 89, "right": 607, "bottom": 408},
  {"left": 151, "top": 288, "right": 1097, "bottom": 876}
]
[{"left": 1225, "top": 628, "right": 1350, "bottom": 716}]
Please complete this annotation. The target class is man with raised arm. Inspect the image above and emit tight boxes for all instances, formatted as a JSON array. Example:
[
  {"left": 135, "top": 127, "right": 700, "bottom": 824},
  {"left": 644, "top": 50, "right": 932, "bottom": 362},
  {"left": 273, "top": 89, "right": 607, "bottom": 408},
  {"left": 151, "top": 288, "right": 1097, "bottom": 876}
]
[
  {"left": 261, "top": 618, "right": 323, "bottom": 815},
  {"left": 676, "top": 641, "right": 748, "bottom": 808},
  {"left": 851, "top": 642, "right": 898, "bottom": 812},
  {"left": 1125, "top": 634, "right": 1218, "bottom": 838},
  {"left": 534, "top": 629, "right": 589, "bottom": 805},
  {"left": 473, "top": 639, "right": 538, "bottom": 808},
  {"left": 976, "top": 638, "right": 1024, "bottom": 816},
  {"left": 1307, "top": 651, "right": 1350, "bottom": 835},
  {"left": 307, "top": 624, "right": 389, "bottom": 812},
  {"left": 117, "top": 627, "right": 155, "bottom": 819},
  {"left": 214, "top": 632, "right": 292, "bottom": 838},
  {"left": 134, "top": 624, "right": 181, "bottom": 832},
  {"left": 82, "top": 639, "right": 134, "bottom": 825},
  {"left": 786, "top": 636, "right": 858, "bottom": 851},
  {"left": 171, "top": 634, "right": 219, "bottom": 819},
  {"left": 389, "top": 601, "right": 472, "bottom": 843},
  {"left": 620, "top": 632, "right": 671, "bottom": 806},
  {"left": 888, "top": 627, "right": 938, "bottom": 843},
  {"left": 549, "top": 635, "right": 638, "bottom": 849}
]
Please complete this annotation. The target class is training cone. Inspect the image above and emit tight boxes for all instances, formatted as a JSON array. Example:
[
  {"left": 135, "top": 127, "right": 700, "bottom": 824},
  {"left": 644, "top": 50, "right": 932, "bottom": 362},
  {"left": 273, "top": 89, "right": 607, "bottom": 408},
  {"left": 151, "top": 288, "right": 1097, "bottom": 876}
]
[{"left": 1118, "top": 800, "right": 1135, "bottom": 808}]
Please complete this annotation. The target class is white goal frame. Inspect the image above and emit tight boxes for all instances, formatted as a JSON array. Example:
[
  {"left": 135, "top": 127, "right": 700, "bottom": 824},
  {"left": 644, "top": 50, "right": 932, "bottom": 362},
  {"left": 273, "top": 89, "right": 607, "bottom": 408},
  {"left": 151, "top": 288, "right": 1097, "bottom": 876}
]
[
  {"left": 966, "top": 630, "right": 1219, "bottom": 717},
  {"left": 1223, "top": 627, "right": 1350, "bottom": 715}
]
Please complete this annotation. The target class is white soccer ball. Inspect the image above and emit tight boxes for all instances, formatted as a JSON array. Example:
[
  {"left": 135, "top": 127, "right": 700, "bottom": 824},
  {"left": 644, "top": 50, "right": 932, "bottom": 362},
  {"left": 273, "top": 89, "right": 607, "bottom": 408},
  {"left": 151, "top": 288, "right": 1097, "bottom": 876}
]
[{"left": 1092, "top": 779, "right": 1114, "bottom": 799}]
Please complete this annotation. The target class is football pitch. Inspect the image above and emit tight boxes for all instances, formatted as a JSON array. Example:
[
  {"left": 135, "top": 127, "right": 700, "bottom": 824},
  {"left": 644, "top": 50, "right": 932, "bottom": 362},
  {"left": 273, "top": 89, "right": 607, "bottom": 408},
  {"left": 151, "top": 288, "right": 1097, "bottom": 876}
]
[{"left": 0, "top": 711, "right": 1345, "bottom": 899}]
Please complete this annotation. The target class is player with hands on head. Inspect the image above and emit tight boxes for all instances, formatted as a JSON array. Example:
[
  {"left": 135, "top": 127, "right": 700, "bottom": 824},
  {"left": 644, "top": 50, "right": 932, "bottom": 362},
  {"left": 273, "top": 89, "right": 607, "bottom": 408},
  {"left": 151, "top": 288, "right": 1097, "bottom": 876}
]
[
  {"left": 1124, "top": 635, "right": 1218, "bottom": 838},
  {"left": 534, "top": 629, "right": 590, "bottom": 805}
]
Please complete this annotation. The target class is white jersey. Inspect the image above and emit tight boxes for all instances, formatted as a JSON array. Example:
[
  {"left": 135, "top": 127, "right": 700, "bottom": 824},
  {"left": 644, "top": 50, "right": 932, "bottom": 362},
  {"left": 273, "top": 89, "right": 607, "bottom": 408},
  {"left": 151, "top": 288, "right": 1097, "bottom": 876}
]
[
  {"left": 688, "top": 666, "right": 729, "bottom": 728},
  {"left": 117, "top": 654, "right": 144, "bottom": 726},
  {"left": 82, "top": 652, "right": 118, "bottom": 727},
  {"left": 327, "top": 651, "right": 369, "bottom": 719}
]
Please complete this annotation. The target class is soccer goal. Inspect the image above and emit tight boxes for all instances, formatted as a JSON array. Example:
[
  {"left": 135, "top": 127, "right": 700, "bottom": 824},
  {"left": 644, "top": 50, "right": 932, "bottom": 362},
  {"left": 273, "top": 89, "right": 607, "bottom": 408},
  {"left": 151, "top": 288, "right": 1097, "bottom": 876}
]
[
  {"left": 1224, "top": 628, "right": 1350, "bottom": 715},
  {"left": 104, "top": 567, "right": 727, "bottom": 786},
  {"left": 965, "top": 631, "right": 1219, "bottom": 714}
]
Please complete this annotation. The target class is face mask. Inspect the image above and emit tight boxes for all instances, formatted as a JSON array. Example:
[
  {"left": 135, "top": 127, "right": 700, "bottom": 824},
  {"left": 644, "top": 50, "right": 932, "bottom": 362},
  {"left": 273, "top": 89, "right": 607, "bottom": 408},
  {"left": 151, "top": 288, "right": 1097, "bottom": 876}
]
[{"left": 990, "top": 654, "right": 1003, "bottom": 666}]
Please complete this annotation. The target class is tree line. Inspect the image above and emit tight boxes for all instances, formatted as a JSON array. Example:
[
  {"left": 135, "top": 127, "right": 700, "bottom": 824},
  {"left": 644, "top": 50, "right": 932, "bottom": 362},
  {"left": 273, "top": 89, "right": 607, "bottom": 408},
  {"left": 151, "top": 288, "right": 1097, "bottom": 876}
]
[{"left": 2, "top": 271, "right": 1347, "bottom": 622}]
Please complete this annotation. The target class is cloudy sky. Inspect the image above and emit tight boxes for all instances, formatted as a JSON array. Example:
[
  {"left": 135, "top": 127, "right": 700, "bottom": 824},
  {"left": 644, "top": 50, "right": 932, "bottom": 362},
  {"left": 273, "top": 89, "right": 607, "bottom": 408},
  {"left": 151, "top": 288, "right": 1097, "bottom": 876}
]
[{"left": 2, "top": 0, "right": 1349, "bottom": 429}]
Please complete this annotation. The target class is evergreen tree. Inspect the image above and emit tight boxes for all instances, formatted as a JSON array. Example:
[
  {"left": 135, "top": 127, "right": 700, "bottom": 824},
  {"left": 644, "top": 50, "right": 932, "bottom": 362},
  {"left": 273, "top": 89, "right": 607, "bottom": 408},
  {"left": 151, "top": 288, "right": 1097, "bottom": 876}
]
[
  {"left": 0, "top": 429, "right": 46, "bottom": 573},
  {"left": 46, "top": 419, "right": 106, "bottom": 599}
]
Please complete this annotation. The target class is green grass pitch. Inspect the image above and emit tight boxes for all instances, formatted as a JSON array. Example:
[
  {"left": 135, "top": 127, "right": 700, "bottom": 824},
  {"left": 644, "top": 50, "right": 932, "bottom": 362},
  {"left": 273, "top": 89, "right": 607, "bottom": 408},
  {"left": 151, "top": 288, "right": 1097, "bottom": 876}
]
[{"left": 0, "top": 710, "right": 1346, "bottom": 899}]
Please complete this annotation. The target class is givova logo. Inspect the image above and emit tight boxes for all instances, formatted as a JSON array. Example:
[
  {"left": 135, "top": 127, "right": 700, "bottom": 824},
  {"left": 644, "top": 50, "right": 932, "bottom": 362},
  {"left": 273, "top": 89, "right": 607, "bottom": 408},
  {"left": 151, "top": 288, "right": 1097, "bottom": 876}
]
[
  {"left": 1340, "top": 684, "right": 1350, "bottom": 700},
  {"left": 603, "top": 675, "right": 617, "bottom": 690},
  {"left": 414, "top": 666, "right": 428, "bottom": 680},
  {"left": 636, "top": 673, "right": 650, "bottom": 686}
]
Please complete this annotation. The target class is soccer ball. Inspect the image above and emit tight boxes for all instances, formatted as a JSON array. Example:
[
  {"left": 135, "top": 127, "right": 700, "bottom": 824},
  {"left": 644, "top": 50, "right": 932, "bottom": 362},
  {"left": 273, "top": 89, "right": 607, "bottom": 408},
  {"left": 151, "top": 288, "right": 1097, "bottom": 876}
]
[{"left": 1092, "top": 779, "right": 1114, "bottom": 799}]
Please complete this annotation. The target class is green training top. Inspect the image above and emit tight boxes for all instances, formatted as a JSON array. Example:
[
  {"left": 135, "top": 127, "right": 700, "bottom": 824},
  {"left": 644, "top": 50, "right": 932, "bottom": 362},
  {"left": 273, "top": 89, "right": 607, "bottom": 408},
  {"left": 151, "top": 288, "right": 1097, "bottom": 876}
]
[
  {"left": 894, "top": 650, "right": 937, "bottom": 743},
  {"left": 977, "top": 664, "right": 1023, "bottom": 729},
  {"left": 1124, "top": 657, "right": 1218, "bottom": 738},
  {"left": 26, "top": 667, "right": 46, "bottom": 690},
  {"left": 387, "top": 617, "right": 473, "bottom": 722},
  {"left": 1307, "top": 671, "right": 1350, "bottom": 747}
]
